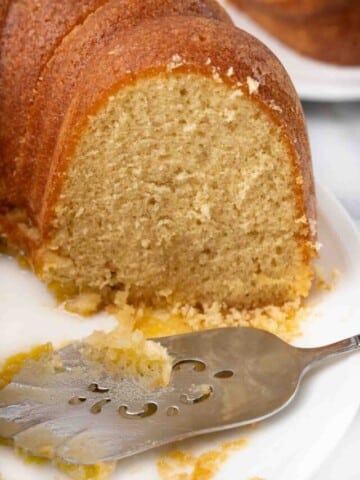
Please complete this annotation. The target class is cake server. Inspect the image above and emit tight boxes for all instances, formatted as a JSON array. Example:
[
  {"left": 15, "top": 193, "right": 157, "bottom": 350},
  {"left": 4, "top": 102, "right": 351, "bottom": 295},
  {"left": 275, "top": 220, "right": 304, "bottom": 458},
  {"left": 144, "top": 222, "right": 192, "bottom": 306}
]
[{"left": 0, "top": 327, "right": 359, "bottom": 464}]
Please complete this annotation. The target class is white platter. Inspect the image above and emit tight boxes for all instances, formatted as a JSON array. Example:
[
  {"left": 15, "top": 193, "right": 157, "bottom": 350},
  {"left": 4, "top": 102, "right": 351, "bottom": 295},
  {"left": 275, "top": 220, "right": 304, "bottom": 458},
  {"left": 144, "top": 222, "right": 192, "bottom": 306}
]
[
  {"left": 1, "top": 183, "right": 360, "bottom": 480},
  {"left": 219, "top": 2, "right": 360, "bottom": 102}
]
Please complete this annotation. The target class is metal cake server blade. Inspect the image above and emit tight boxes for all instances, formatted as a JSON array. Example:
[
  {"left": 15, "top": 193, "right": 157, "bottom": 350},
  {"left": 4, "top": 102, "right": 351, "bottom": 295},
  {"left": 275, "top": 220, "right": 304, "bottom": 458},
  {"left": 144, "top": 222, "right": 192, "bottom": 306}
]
[{"left": 0, "top": 327, "right": 359, "bottom": 464}]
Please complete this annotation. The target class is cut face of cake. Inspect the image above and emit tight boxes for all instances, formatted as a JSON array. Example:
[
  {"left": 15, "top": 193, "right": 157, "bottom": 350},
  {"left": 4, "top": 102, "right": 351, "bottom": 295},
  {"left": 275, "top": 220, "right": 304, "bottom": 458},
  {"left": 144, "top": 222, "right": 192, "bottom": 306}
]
[
  {"left": 0, "top": 16, "right": 316, "bottom": 314},
  {"left": 44, "top": 70, "right": 314, "bottom": 309}
]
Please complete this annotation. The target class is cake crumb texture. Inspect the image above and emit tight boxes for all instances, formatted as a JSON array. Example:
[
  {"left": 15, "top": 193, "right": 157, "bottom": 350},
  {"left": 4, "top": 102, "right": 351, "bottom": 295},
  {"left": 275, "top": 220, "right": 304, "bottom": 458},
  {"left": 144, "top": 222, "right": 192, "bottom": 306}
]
[
  {"left": 0, "top": 0, "right": 109, "bottom": 204},
  {"left": 83, "top": 325, "right": 173, "bottom": 387},
  {"left": 157, "top": 438, "right": 248, "bottom": 480},
  {"left": 45, "top": 71, "right": 314, "bottom": 311}
]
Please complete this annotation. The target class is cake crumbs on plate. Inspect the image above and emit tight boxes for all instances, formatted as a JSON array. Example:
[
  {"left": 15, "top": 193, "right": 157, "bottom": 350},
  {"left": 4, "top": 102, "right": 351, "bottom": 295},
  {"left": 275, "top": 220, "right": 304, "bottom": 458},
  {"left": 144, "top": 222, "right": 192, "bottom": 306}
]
[
  {"left": 54, "top": 460, "right": 116, "bottom": 480},
  {"left": 314, "top": 266, "right": 341, "bottom": 292},
  {"left": 171, "top": 300, "right": 307, "bottom": 343},
  {"left": 0, "top": 436, "right": 116, "bottom": 480},
  {"left": 157, "top": 438, "right": 248, "bottom": 480},
  {"left": 0, "top": 237, "right": 317, "bottom": 344},
  {"left": 105, "top": 297, "right": 308, "bottom": 344}
]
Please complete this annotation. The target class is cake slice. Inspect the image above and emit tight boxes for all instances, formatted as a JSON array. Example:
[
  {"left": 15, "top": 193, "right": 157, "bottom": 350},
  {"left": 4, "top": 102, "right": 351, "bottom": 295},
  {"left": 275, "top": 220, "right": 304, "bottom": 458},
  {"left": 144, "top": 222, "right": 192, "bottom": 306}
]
[{"left": 0, "top": 16, "right": 316, "bottom": 312}]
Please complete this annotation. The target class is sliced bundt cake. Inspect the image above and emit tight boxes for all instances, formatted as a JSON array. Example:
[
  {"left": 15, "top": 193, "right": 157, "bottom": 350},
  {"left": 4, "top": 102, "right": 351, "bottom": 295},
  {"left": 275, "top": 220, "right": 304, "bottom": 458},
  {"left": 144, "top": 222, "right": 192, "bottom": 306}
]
[{"left": 1, "top": 14, "right": 316, "bottom": 312}]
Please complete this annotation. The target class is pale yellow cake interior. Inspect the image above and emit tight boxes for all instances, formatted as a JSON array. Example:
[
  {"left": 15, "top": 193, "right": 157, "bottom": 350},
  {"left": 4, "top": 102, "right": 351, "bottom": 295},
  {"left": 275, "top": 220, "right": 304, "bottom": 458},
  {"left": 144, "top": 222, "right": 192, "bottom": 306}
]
[
  {"left": 83, "top": 325, "right": 172, "bottom": 387},
  {"left": 42, "top": 72, "right": 312, "bottom": 311}
]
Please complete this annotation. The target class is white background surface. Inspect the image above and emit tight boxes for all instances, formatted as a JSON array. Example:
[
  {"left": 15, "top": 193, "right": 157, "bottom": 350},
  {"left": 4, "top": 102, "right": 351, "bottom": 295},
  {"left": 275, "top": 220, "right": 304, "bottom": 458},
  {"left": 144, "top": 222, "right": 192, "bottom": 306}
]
[{"left": 305, "top": 102, "right": 360, "bottom": 480}]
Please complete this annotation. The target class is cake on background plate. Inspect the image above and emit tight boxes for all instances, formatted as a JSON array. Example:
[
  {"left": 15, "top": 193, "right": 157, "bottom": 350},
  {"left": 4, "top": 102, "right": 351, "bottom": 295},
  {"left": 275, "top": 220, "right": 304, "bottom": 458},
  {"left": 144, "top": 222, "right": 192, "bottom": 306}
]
[{"left": 230, "top": 0, "right": 360, "bottom": 65}]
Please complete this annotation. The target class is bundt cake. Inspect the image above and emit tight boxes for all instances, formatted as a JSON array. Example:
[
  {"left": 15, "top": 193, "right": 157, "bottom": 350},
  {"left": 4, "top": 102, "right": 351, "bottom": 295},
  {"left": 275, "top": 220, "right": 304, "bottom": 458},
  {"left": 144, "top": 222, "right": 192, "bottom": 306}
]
[
  {"left": 231, "top": 0, "right": 360, "bottom": 65},
  {"left": 0, "top": 1, "right": 316, "bottom": 316},
  {"left": 0, "top": 4, "right": 317, "bottom": 477}
]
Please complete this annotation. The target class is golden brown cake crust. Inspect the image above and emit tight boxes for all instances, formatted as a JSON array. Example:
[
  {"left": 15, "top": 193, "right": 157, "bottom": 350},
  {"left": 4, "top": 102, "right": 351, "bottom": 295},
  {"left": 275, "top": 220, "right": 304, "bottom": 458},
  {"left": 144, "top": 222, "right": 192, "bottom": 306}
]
[
  {"left": 23, "top": 16, "right": 315, "bottom": 250},
  {"left": 0, "top": 0, "right": 109, "bottom": 205},
  {"left": 0, "top": 1, "right": 11, "bottom": 34},
  {"left": 15, "top": 0, "right": 231, "bottom": 216},
  {"left": 237, "top": 2, "right": 360, "bottom": 65},
  {"left": 0, "top": 0, "right": 12, "bottom": 206},
  {"left": 0, "top": 0, "right": 11, "bottom": 27}
]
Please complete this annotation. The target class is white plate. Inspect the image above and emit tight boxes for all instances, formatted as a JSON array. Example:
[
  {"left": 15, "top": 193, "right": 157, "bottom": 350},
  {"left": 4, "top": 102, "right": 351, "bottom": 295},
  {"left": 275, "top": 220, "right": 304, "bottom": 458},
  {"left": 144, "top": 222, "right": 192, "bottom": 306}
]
[
  {"left": 1, "top": 184, "right": 360, "bottom": 480},
  {"left": 219, "top": 2, "right": 360, "bottom": 102}
]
